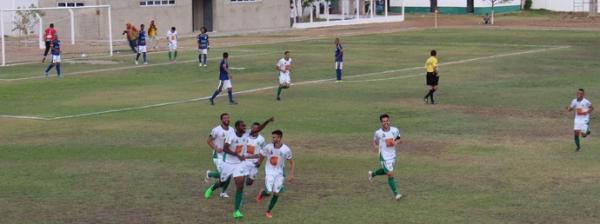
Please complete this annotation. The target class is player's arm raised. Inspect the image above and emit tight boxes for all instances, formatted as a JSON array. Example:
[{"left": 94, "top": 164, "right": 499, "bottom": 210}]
[{"left": 250, "top": 117, "right": 275, "bottom": 136}]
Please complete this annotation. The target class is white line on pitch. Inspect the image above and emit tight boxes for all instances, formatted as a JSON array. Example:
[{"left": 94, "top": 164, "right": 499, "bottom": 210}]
[
  {"left": 0, "top": 51, "right": 279, "bottom": 82},
  {"left": 0, "top": 46, "right": 569, "bottom": 121}
]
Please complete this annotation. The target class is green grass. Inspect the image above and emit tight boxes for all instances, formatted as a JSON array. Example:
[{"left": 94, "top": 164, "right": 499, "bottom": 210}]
[{"left": 1, "top": 28, "right": 600, "bottom": 224}]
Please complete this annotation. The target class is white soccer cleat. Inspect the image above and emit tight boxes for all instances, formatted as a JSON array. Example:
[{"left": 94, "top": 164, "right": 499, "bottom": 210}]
[
  {"left": 368, "top": 171, "right": 373, "bottom": 182},
  {"left": 220, "top": 192, "right": 230, "bottom": 198},
  {"left": 143, "top": 62, "right": 148, "bottom": 65},
  {"left": 395, "top": 193, "right": 402, "bottom": 200},
  {"left": 203, "top": 64, "right": 207, "bottom": 67},
  {"left": 135, "top": 60, "right": 139, "bottom": 65},
  {"left": 198, "top": 63, "right": 202, "bottom": 67}
]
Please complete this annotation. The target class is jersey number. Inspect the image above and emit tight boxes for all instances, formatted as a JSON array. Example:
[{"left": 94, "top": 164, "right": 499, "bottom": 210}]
[
  {"left": 269, "top": 156, "right": 278, "bottom": 166},
  {"left": 247, "top": 145, "right": 255, "bottom": 154},
  {"left": 385, "top": 138, "right": 394, "bottom": 147},
  {"left": 235, "top": 145, "right": 243, "bottom": 156}
]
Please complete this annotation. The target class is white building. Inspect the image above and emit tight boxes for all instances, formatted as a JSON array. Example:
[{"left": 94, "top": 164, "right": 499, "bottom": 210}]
[
  {"left": 532, "top": 0, "right": 599, "bottom": 12},
  {"left": 397, "top": 0, "right": 521, "bottom": 15}
]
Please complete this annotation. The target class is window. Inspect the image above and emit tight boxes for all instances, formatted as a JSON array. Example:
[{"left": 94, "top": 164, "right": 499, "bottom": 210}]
[
  {"left": 56, "top": 2, "right": 85, "bottom": 7},
  {"left": 139, "top": 0, "right": 175, "bottom": 6},
  {"left": 231, "top": 0, "right": 260, "bottom": 2}
]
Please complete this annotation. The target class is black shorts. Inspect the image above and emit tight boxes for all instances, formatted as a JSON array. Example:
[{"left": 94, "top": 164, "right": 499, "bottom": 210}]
[{"left": 426, "top": 72, "right": 439, "bottom": 86}]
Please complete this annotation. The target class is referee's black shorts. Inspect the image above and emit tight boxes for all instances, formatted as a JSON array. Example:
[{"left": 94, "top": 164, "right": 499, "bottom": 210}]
[{"left": 426, "top": 72, "right": 439, "bottom": 86}]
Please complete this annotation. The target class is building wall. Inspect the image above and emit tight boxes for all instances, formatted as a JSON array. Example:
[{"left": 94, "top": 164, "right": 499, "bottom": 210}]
[
  {"left": 532, "top": 0, "right": 599, "bottom": 12},
  {"left": 213, "top": 0, "right": 288, "bottom": 33},
  {"left": 400, "top": 0, "right": 520, "bottom": 14},
  {"left": 1, "top": 0, "right": 40, "bottom": 36}
]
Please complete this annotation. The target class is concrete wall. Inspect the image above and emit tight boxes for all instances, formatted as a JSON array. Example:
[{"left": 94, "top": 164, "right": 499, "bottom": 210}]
[
  {"left": 532, "top": 0, "right": 599, "bottom": 12},
  {"left": 213, "top": 0, "right": 288, "bottom": 33},
  {"left": 1, "top": 0, "right": 40, "bottom": 36},
  {"left": 401, "top": 0, "right": 520, "bottom": 14}
]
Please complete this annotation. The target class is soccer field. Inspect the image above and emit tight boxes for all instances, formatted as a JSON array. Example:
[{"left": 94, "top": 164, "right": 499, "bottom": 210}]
[{"left": 1, "top": 28, "right": 600, "bottom": 223}]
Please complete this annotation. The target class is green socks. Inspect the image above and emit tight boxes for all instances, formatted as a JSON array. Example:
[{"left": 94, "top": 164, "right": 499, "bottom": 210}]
[
  {"left": 174, "top": 51, "right": 178, "bottom": 59},
  {"left": 268, "top": 195, "right": 279, "bottom": 212},
  {"left": 575, "top": 135, "right": 581, "bottom": 149},
  {"left": 262, "top": 190, "right": 270, "bottom": 197},
  {"left": 208, "top": 171, "right": 220, "bottom": 178},
  {"left": 168, "top": 52, "right": 172, "bottom": 61},
  {"left": 277, "top": 87, "right": 283, "bottom": 97},
  {"left": 221, "top": 177, "right": 231, "bottom": 193},
  {"left": 373, "top": 168, "right": 386, "bottom": 176},
  {"left": 388, "top": 177, "right": 398, "bottom": 195},
  {"left": 234, "top": 191, "right": 243, "bottom": 211}
]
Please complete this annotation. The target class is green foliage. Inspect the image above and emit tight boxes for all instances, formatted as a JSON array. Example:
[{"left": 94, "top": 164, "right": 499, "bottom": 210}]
[
  {"left": 524, "top": 0, "right": 533, "bottom": 10},
  {"left": 11, "top": 4, "right": 45, "bottom": 36}
]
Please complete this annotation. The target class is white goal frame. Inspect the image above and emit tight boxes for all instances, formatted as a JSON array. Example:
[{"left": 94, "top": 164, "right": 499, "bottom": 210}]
[{"left": 1, "top": 5, "right": 113, "bottom": 66}]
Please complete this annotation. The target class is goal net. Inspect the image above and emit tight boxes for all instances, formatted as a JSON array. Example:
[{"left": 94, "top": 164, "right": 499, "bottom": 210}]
[{"left": 1, "top": 5, "right": 113, "bottom": 66}]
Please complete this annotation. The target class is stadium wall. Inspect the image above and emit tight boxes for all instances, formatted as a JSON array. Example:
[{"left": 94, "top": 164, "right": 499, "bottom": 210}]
[
  {"left": 532, "top": 0, "right": 600, "bottom": 12},
  {"left": 395, "top": 0, "right": 520, "bottom": 15}
]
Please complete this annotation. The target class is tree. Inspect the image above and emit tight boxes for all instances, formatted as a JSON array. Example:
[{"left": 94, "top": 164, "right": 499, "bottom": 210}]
[
  {"left": 483, "top": 0, "right": 512, "bottom": 25},
  {"left": 11, "top": 4, "right": 45, "bottom": 36}
]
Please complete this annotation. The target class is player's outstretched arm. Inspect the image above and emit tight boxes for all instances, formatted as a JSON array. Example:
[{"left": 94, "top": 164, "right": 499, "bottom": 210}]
[
  {"left": 371, "top": 140, "right": 379, "bottom": 153},
  {"left": 287, "top": 159, "right": 295, "bottom": 183},
  {"left": 251, "top": 117, "right": 275, "bottom": 136}
]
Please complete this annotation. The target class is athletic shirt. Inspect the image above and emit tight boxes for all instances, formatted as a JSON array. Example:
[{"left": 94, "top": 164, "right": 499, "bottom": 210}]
[
  {"left": 51, "top": 39, "right": 60, "bottom": 56},
  {"left": 245, "top": 134, "right": 265, "bottom": 164},
  {"left": 277, "top": 58, "right": 292, "bottom": 76},
  {"left": 44, "top": 28, "right": 56, "bottom": 41},
  {"left": 425, "top": 56, "right": 438, "bottom": 73},
  {"left": 223, "top": 131, "right": 248, "bottom": 164},
  {"left": 137, "top": 31, "right": 146, "bottom": 46},
  {"left": 335, "top": 44, "right": 343, "bottom": 62},
  {"left": 148, "top": 24, "right": 157, "bottom": 37},
  {"left": 210, "top": 125, "right": 234, "bottom": 160},
  {"left": 570, "top": 98, "right": 592, "bottom": 121},
  {"left": 219, "top": 59, "right": 229, "bottom": 80},
  {"left": 261, "top": 143, "right": 292, "bottom": 176},
  {"left": 198, "top": 33, "right": 209, "bottom": 49},
  {"left": 167, "top": 30, "right": 177, "bottom": 44},
  {"left": 373, "top": 127, "right": 401, "bottom": 161}
]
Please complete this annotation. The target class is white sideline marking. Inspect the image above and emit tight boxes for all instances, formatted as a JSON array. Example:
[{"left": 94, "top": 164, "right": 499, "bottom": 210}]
[
  {"left": 0, "top": 46, "right": 569, "bottom": 121},
  {"left": 0, "top": 51, "right": 279, "bottom": 82},
  {"left": 229, "top": 67, "right": 246, "bottom": 70}
]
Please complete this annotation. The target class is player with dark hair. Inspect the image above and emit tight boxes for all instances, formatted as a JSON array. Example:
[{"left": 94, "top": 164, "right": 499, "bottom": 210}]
[
  {"left": 367, "top": 114, "right": 403, "bottom": 200},
  {"left": 135, "top": 24, "right": 148, "bottom": 65},
  {"left": 567, "top": 89, "right": 593, "bottom": 152},
  {"left": 209, "top": 52, "right": 237, "bottom": 105},
  {"left": 44, "top": 35, "right": 61, "bottom": 79},
  {"left": 42, "top": 23, "right": 56, "bottom": 63},
  {"left": 424, "top": 50, "right": 439, "bottom": 104},
  {"left": 275, "top": 51, "right": 292, "bottom": 101},
  {"left": 198, "top": 27, "right": 210, "bottom": 67}
]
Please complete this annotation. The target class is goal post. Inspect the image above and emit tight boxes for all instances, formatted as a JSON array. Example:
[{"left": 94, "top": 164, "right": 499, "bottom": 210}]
[{"left": 1, "top": 5, "right": 113, "bottom": 66}]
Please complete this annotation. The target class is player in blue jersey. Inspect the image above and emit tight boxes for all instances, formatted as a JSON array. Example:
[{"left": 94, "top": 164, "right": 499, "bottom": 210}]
[
  {"left": 44, "top": 35, "right": 62, "bottom": 79},
  {"left": 197, "top": 27, "right": 210, "bottom": 67},
  {"left": 209, "top": 52, "right": 237, "bottom": 105},
  {"left": 335, "top": 38, "right": 344, "bottom": 82},
  {"left": 135, "top": 24, "right": 148, "bottom": 65}
]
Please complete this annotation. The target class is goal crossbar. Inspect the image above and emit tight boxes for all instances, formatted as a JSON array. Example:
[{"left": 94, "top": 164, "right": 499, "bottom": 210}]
[{"left": 1, "top": 5, "right": 113, "bottom": 66}]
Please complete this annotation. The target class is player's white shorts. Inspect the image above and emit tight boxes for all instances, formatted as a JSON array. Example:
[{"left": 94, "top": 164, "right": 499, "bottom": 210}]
[
  {"left": 380, "top": 158, "right": 396, "bottom": 173},
  {"left": 220, "top": 162, "right": 247, "bottom": 182},
  {"left": 335, "top": 61, "right": 343, "bottom": 70},
  {"left": 244, "top": 161, "right": 258, "bottom": 180},
  {"left": 265, "top": 174, "right": 285, "bottom": 193},
  {"left": 199, "top": 49, "right": 208, "bottom": 54},
  {"left": 137, "top": 45, "right": 147, "bottom": 53},
  {"left": 212, "top": 158, "right": 224, "bottom": 173},
  {"left": 217, "top": 80, "right": 232, "bottom": 90},
  {"left": 52, "top": 55, "right": 61, "bottom": 63},
  {"left": 574, "top": 119, "right": 590, "bottom": 132},
  {"left": 279, "top": 73, "right": 291, "bottom": 85},
  {"left": 168, "top": 42, "right": 177, "bottom": 51}
]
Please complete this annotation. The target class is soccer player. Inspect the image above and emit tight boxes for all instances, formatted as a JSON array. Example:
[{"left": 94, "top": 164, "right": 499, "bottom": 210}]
[
  {"left": 243, "top": 118, "right": 275, "bottom": 186},
  {"left": 122, "top": 23, "right": 138, "bottom": 53},
  {"left": 148, "top": 20, "right": 159, "bottom": 50},
  {"left": 255, "top": 130, "right": 295, "bottom": 218},
  {"left": 335, "top": 38, "right": 344, "bottom": 82},
  {"left": 166, "top": 27, "right": 178, "bottom": 63},
  {"left": 567, "top": 89, "right": 593, "bottom": 152},
  {"left": 44, "top": 35, "right": 61, "bottom": 79},
  {"left": 367, "top": 114, "right": 402, "bottom": 200},
  {"left": 424, "top": 50, "right": 439, "bottom": 104},
  {"left": 205, "top": 113, "right": 236, "bottom": 198},
  {"left": 209, "top": 52, "right": 237, "bottom": 105},
  {"left": 42, "top": 23, "right": 56, "bottom": 63},
  {"left": 197, "top": 27, "right": 210, "bottom": 67},
  {"left": 135, "top": 24, "right": 148, "bottom": 65},
  {"left": 275, "top": 51, "right": 292, "bottom": 101}
]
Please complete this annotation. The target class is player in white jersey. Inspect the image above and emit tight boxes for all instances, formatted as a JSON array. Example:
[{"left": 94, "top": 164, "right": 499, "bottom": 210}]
[
  {"left": 204, "top": 117, "right": 273, "bottom": 219},
  {"left": 255, "top": 130, "right": 295, "bottom": 219},
  {"left": 567, "top": 89, "right": 593, "bottom": 152},
  {"left": 367, "top": 114, "right": 403, "bottom": 200},
  {"left": 275, "top": 51, "right": 292, "bottom": 101},
  {"left": 243, "top": 119, "right": 275, "bottom": 186},
  {"left": 205, "top": 113, "right": 235, "bottom": 198},
  {"left": 166, "top": 27, "right": 178, "bottom": 63}
]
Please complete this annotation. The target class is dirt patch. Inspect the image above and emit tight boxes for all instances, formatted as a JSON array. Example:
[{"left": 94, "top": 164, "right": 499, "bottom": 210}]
[{"left": 65, "top": 59, "right": 120, "bottom": 65}]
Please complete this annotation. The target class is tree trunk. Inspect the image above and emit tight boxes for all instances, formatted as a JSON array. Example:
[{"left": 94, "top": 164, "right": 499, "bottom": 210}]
[{"left": 491, "top": 2, "right": 495, "bottom": 25}]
